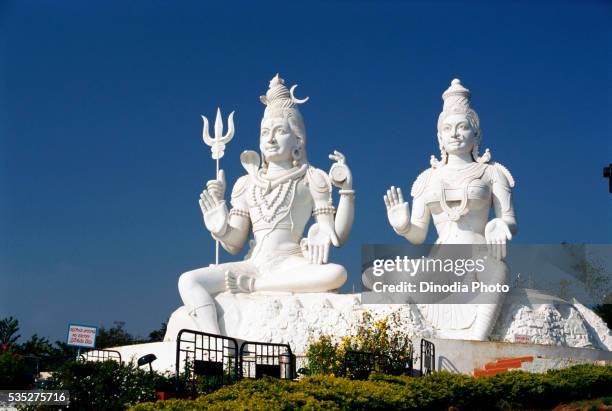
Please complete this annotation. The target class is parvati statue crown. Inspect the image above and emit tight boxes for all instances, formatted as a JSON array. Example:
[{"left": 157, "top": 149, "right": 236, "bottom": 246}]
[
  {"left": 432, "top": 78, "right": 490, "bottom": 167},
  {"left": 442, "top": 78, "right": 472, "bottom": 116},
  {"left": 437, "top": 78, "right": 480, "bottom": 136}
]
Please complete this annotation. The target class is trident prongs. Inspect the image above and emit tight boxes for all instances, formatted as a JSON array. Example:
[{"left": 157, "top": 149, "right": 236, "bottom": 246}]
[
  {"left": 202, "top": 108, "right": 235, "bottom": 160},
  {"left": 200, "top": 107, "right": 237, "bottom": 265}
]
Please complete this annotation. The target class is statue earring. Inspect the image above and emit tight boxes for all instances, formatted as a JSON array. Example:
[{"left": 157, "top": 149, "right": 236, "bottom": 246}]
[{"left": 292, "top": 148, "right": 301, "bottom": 167}]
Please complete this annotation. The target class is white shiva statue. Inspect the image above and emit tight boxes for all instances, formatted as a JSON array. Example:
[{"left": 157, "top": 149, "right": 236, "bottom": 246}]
[
  {"left": 178, "top": 74, "right": 355, "bottom": 334},
  {"left": 384, "top": 79, "right": 518, "bottom": 340}
]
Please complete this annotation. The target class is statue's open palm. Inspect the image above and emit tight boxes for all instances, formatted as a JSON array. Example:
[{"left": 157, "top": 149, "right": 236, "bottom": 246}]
[
  {"left": 384, "top": 186, "right": 410, "bottom": 233},
  {"left": 485, "top": 218, "right": 512, "bottom": 260}
]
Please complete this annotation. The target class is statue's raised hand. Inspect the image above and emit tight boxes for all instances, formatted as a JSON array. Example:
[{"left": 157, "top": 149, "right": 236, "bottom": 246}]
[
  {"left": 328, "top": 150, "right": 352, "bottom": 189},
  {"left": 485, "top": 218, "right": 512, "bottom": 260},
  {"left": 199, "top": 173, "right": 228, "bottom": 236},
  {"left": 384, "top": 186, "right": 410, "bottom": 233}
]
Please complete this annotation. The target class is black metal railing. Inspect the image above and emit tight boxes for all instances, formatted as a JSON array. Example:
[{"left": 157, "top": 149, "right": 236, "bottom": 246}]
[
  {"left": 175, "top": 329, "right": 239, "bottom": 397},
  {"left": 239, "top": 340, "right": 294, "bottom": 380},
  {"left": 78, "top": 349, "right": 122, "bottom": 364},
  {"left": 404, "top": 344, "right": 415, "bottom": 376},
  {"left": 420, "top": 339, "right": 435, "bottom": 376}
]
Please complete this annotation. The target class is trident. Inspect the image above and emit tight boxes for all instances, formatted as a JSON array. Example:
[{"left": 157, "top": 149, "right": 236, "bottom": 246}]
[{"left": 202, "top": 108, "right": 235, "bottom": 265}]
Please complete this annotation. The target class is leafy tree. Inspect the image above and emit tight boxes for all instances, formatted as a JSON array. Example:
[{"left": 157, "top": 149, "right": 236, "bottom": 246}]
[
  {"left": 557, "top": 278, "right": 572, "bottom": 301},
  {"left": 147, "top": 320, "right": 168, "bottom": 342},
  {"left": 0, "top": 319, "right": 33, "bottom": 388},
  {"left": 561, "top": 243, "right": 611, "bottom": 303},
  {"left": 94, "top": 319, "right": 170, "bottom": 346},
  {"left": 19, "top": 334, "right": 54, "bottom": 357},
  {"left": 96, "top": 321, "right": 143, "bottom": 348},
  {"left": 0, "top": 316, "right": 21, "bottom": 345},
  {"left": 0, "top": 349, "right": 32, "bottom": 389},
  {"left": 52, "top": 341, "right": 77, "bottom": 358},
  {"left": 18, "top": 335, "right": 77, "bottom": 371},
  {"left": 559, "top": 243, "right": 611, "bottom": 328}
]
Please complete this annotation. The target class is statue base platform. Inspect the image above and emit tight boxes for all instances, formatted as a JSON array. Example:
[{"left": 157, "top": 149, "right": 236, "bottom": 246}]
[
  {"left": 100, "top": 289, "right": 611, "bottom": 375},
  {"left": 163, "top": 288, "right": 612, "bottom": 353}
]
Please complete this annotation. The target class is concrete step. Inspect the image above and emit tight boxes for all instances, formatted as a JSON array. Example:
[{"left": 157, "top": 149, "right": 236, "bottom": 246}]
[
  {"left": 474, "top": 356, "right": 534, "bottom": 376},
  {"left": 474, "top": 368, "right": 507, "bottom": 377}
]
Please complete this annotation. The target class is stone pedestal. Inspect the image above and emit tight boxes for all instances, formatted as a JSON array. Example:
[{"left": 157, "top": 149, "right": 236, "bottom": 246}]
[
  {"left": 103, "top": 288, "right": 611, "bottom": 375},
  {"left": 164, "top": 288, "right": 612, "bottom": 353}
]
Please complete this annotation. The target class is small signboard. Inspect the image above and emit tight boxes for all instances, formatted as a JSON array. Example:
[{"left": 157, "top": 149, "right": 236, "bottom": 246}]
[
  {"left": 513, "top": 334, "right": 531, "bottom": 344},
  {"left": 66, "top": 324, "right": 98, "bottom": 348}
]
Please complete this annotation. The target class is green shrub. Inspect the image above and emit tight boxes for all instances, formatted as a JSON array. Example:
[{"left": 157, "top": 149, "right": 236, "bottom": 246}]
[
  {"left": 0, "top": 347, "right": 33, "bottom": 389},
  {"left": 49, "top": 360, "right": 173, "bottom": 409},
  {"left": 306, "top": 312, "right": 414, "bottom": 376},
  {"left": 130, "top": 364, "right": 612, "bottom": 411},
  {"left": 304, "top": 335, "right": 346, "bottom": 376}
]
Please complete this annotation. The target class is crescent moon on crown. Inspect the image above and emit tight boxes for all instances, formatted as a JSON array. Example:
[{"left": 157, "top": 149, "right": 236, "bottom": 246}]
[{"left": 290, "top": 85, "right": 310, "bottom": 105}]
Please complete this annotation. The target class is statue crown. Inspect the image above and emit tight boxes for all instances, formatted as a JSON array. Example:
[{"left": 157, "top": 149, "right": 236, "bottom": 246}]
[
  {"left": 260, "top": 74, "right": 309, "bottom": 115},
  {"left": 442, "top": 78, "right": 471, "bottom": 115}
]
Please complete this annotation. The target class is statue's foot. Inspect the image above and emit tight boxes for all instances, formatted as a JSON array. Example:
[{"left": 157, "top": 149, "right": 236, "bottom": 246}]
[{"left": 225, "top": 270, "right": 255, "bottom": 293}]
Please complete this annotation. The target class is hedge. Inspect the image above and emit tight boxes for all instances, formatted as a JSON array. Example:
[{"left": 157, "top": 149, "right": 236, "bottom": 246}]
[
  {"left": 130, "top": 364, "right": 612, "bottom": 411},
  {"left": 0, "top": 350, "right": 32, "bottom": 389},
  {"left": 47, "top": 360, "right": 174, "bottom": 410}
]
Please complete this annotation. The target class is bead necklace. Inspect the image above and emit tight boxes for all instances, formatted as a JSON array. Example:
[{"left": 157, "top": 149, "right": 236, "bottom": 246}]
[{"left": 251, "top": 179, "right": 296, "bottom": 224}]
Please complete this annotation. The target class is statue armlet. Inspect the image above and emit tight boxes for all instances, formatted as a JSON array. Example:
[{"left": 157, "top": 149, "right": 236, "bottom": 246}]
[
  {"left": 307, "top": 167, "right": 333, "bottom": 204},
  {"left": 490, "top": 162, "right": 515, "bottom": 189},
  {"left": 230, "top": 175, "right": 250, "bottom": 210},
  {"left": 411, "top": 168, "right": 433, "bottom": 198},
  {"left": 231, "top": 175, "right": 250, "bottom": 198}
]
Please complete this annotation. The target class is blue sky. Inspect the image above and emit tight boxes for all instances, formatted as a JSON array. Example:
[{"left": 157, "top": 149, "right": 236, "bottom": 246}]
[{"left": 0, "top": 0, "right": 610, "bottom": 342}]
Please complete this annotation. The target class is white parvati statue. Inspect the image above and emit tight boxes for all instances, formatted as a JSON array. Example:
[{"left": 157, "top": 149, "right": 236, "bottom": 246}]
[
  {"left": 384, "top": 79, "right": 518, "bottom": 340},
  {"left": 178, "top": 74, "right": 355, "bottom": 334}
]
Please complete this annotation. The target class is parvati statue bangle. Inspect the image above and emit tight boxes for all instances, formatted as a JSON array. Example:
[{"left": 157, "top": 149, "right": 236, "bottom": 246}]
[{"left": 339, "top": 189, "right": 355, "bottom": 196}]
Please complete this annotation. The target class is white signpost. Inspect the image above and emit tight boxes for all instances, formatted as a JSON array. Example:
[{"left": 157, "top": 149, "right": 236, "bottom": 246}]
[{"left": 67, "top": 324, "right": 98, "bottom": 358}]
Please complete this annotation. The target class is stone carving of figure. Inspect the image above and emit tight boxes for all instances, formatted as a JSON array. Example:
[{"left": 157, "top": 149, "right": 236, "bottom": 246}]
[
  {"left": 383, "top": 79, "right": 518, "bottom": 340},
  {"left": 178, "top": 74, "right": 355, "bottom": 334}
]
